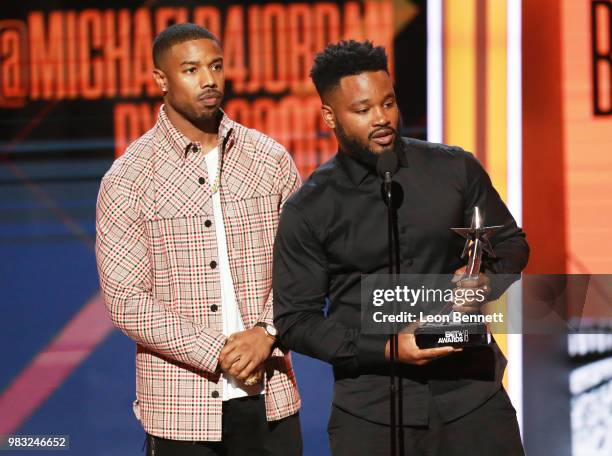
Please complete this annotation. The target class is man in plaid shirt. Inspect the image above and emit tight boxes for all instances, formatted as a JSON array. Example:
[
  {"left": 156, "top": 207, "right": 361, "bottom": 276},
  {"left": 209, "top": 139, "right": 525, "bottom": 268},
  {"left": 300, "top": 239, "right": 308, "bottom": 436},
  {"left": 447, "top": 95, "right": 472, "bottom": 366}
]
[{"left": 96, "top": 23, "right": 302, "bottom": 455}]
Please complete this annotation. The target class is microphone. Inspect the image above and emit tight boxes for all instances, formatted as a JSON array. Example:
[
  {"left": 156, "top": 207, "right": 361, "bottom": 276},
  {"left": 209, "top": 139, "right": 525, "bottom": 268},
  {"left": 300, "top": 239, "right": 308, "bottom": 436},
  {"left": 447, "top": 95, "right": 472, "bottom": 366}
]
[
  {"left": 376, "top": 149, "right": 399, "bottom": 179},
  {"left": 377, "top": 150, "right": 399, "bottom": 207}
]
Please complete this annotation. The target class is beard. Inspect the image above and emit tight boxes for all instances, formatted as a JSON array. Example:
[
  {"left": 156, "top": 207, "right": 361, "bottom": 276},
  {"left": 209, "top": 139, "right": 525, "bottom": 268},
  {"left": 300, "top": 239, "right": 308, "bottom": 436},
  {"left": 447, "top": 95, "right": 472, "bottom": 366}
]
[
  {"left": 335, "top": 116, "right": 403, "bottom": 169},
  {"left": 167, "top": 93, "right": 223, "bottom": 128}
]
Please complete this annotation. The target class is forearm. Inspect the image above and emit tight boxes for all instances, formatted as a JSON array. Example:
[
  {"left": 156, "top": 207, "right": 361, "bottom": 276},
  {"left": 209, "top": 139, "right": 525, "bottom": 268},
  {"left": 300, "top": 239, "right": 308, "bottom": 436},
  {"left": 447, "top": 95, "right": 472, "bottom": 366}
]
[
  {"left": 488, "top": 235, "right": 530, "bottom": 274},
  {"left": 257, "top": 292, "right": 274, "bottom": 325},
  {"left": 462, "top": 150, "right": 530, "bottom": 297},
  {"left": 275, "top": 309, "right": 388, "bottom": 375},
  {"left": 102, "top": 284, "right": 226, "bottom": 373}
]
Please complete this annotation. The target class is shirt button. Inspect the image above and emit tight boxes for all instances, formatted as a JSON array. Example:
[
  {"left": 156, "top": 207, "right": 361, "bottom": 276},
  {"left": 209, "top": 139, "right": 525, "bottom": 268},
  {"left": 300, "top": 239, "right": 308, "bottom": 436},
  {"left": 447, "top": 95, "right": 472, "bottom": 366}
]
[
  {"left": 210, "top": 261, "right": 217, "bottom": 269},
  {"left": 205, "top": 220, "right": 212, "bottom": 227},
  {"left": 198, "top": 177, "right": 206, "bottom": 185},
  {"left": 210, "top": 304, "right": 218, "bottom": 312},
  {"left": 211, "top": 391, "right": 219, "bottom": 399}
]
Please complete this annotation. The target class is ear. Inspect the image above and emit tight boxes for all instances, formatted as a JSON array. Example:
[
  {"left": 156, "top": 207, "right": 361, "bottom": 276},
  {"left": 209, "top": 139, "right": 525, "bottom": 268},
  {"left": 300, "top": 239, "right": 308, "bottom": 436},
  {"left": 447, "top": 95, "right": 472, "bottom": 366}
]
[
  {"left": 153, "top": 69, "right": 167, "bottom": 95},
  {"left": 321, "top": 104, "right": 335, "bottom": 129}
]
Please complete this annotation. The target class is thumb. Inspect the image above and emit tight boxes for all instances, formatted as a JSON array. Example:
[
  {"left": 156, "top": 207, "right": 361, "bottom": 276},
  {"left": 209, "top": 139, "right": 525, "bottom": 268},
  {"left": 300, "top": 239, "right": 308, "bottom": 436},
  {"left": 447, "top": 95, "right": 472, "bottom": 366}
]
[{"left": 452, "top": 266, "right": 466, "bottom": 283}]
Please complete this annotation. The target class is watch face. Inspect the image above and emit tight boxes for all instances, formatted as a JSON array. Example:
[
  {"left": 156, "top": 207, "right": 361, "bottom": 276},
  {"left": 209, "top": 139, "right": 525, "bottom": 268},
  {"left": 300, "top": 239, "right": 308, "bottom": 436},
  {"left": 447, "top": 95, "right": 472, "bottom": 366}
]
[{"left": 266, "top": 324, "right": 278, "bottom": 337}]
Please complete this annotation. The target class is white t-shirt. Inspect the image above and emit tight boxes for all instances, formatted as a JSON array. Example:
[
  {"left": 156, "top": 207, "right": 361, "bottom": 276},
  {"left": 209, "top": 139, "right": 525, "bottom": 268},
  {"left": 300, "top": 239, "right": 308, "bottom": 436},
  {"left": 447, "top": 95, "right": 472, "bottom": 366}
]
[{"left": 203, "top": 147, "right": 263, "bottom": 400}]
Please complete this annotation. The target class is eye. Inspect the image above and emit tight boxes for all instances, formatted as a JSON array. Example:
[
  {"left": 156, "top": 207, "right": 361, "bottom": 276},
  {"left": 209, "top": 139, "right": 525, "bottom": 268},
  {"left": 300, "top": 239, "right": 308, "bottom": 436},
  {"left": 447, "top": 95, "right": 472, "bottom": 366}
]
[
  {"left": 356, "top": 108, "right": 369, "bottom": 114},
  {"left": 184, "top": 67, "right": 197, "bottom": 74},
  {"left": 212, "top": 63, "right": 223, "bottom": 71},
  {"left": 384, "top": 99, "right": 396, "bottom": 108}
]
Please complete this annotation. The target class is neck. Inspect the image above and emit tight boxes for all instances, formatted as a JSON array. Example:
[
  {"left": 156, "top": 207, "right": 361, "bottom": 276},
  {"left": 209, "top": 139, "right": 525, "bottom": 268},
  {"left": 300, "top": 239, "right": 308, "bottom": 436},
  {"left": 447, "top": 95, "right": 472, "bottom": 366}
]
[
  {"left": 164, "top": 102, "right": 221, "bottom": 151},
  {"left": 339, "top": 143, "right": 379, "bottom": 170}
]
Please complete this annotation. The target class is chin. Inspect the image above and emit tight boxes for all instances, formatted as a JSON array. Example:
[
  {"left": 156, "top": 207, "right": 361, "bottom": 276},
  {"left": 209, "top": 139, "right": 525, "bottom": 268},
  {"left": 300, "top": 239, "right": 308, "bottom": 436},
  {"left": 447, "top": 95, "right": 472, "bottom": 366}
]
[
  {"left": 369, "top": 144, "right": 395, "bottom": 155},
  {"left": 195, "top": 106, "right": 220, "bottom": 120}
]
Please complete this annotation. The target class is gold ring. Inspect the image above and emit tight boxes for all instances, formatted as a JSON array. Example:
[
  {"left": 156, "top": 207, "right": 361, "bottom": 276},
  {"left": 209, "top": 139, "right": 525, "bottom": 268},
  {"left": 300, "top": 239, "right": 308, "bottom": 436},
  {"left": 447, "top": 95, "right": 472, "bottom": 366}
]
[{"left": 244, "top": 376, "right": 258, "bottom": 386}]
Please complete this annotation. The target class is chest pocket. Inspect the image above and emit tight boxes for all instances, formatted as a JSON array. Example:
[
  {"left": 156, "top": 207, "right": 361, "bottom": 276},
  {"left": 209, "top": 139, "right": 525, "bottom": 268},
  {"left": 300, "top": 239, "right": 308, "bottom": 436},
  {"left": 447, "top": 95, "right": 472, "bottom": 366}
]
[{"left": 224, "top": 193, "right": 282, "bottom": 253}]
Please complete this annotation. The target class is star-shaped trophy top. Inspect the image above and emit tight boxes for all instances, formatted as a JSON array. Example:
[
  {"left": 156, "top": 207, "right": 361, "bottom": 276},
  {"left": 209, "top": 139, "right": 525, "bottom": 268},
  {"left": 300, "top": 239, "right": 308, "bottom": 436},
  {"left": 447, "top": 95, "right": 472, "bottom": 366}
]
[{"left": 451, "top": 206, "right": 502, "bottom": 260}]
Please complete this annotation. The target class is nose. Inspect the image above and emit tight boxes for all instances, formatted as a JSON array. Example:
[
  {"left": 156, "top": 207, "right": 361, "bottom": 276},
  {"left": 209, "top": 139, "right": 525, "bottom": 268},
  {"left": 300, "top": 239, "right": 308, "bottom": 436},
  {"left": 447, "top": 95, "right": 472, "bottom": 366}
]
[
  {"left": 200, "top": 68, "right": 216, "bottom": 88},
  {"left": 372, "top": 106, "right": 390, "bottom": 127}
]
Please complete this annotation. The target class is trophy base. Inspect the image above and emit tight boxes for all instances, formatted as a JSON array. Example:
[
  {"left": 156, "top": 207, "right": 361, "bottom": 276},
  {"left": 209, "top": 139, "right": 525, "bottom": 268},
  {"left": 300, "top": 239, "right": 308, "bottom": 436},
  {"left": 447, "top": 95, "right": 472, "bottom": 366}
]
[{"left": 414, "top": 322, "right": 490, "bottom": 348}]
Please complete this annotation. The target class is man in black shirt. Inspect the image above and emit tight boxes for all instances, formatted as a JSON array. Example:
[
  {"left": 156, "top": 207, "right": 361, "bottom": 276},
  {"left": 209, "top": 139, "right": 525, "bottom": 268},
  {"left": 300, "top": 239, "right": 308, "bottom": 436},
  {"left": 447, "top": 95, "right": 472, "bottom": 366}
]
[{"left": 273, "top": 40, "right": 528, "bottom": 455}]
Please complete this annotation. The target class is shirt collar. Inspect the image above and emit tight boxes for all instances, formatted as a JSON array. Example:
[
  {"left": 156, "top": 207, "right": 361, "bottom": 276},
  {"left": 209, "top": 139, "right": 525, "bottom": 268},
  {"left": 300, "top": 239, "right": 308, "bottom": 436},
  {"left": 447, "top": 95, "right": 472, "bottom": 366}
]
[
  {"left": 155, "top": 104, "right": 236, "bottom": 165},
  {"left": 337, "top": 138, "right": 410, "bottom": 188}
]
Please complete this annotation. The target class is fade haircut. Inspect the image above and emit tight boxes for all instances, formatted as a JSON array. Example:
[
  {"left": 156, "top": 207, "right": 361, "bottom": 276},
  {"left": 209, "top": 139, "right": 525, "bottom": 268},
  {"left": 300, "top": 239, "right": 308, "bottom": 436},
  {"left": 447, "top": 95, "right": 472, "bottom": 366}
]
[
  {"left": 310, "top": 40, "right": 389, "bottom": 98},
  {"left": 152, "top": 23, "right": 220, "bottom": 69}
]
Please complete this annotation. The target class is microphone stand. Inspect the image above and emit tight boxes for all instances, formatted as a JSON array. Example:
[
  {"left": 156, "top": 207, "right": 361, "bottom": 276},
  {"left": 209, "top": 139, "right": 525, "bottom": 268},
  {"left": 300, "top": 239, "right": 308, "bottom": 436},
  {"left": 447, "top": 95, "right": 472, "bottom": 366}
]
[{"left": 384, "top": 172, "right": 404, "bottom": 456}]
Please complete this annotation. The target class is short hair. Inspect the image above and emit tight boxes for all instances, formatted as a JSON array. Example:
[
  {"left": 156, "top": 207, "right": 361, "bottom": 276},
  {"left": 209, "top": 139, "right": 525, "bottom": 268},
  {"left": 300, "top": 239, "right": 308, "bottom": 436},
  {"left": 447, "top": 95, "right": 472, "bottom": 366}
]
[
  {"left": 152, "top": 23, "right": 220, "bottom": 69},
  {"left": 310, "top": 40, "right": 389, "bottom": 98}
]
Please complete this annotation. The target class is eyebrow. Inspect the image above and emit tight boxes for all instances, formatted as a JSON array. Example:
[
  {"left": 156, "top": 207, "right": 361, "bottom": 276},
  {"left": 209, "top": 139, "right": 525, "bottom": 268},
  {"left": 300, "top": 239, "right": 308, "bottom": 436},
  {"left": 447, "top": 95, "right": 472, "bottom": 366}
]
[
  {"left": 350, "top": 92, "right": 396, "bottom": 107},
  {"left": 180, "top": 57, "right": 223, "bottom": 66},
  {"left": 349, "top": 98, "right": 370, "bottom": 107}
]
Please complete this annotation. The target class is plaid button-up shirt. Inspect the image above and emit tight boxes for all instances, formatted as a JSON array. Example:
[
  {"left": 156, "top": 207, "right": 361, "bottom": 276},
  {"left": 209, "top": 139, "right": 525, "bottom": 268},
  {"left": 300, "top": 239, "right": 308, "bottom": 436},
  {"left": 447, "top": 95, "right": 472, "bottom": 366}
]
[{"left": 95, "top": 106, "right": 301, "bottom": 441}]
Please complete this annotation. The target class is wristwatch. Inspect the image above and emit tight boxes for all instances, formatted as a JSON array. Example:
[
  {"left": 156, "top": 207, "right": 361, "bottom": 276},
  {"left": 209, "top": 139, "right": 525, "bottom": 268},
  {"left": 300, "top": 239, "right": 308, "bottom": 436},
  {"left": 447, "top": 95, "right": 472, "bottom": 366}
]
[{"left": 255, "top": 322, "right": 278, "bottom": 340}]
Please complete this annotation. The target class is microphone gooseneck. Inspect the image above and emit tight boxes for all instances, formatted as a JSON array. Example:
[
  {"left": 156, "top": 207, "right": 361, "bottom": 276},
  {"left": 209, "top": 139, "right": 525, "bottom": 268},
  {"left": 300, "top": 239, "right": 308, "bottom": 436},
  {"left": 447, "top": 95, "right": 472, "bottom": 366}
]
[{"left": 376, "top": 149, "right": 399, "bottom": 179}]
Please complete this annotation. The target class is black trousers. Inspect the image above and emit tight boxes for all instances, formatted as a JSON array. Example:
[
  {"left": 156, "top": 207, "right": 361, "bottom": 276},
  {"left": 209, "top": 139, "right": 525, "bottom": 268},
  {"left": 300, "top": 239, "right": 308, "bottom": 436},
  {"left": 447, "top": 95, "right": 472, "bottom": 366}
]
[
  {"left": 145, "top": 395, "right": 302, "bottom": 456},
  {"left": 328, "top": 388, "right": 524, "bottom": 456}
]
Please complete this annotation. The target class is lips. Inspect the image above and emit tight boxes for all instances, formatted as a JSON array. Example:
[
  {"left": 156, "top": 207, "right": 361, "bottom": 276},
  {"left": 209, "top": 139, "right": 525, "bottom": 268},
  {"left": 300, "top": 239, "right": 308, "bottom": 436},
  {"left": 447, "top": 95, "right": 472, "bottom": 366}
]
[
  {"left": 197, "top": 92, "right": 222, "bottom": 106},
  {"left": 370, "top": 129, "right": 395, "bottom": 146}
]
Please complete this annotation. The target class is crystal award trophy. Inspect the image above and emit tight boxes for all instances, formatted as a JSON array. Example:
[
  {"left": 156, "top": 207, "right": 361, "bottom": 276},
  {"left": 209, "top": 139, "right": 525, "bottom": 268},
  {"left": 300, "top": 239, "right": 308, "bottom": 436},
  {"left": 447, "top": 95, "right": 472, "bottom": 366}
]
[{"left": 414, "top": 207, "right": 501, "bottom": 348}]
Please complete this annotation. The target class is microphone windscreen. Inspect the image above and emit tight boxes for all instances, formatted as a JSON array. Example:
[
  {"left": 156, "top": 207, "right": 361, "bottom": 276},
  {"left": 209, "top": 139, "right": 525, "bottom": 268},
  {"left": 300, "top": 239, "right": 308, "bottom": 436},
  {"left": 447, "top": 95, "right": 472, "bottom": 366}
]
[{"left": 376, "top": 150, "right": 399, "bottom": 178}]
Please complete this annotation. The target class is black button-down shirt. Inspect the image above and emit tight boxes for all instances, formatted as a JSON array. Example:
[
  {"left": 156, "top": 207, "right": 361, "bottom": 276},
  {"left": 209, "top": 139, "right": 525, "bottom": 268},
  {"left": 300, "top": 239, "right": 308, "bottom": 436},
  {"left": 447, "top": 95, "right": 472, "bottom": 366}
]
[{"left": 273, "top": 137, "right": 529, "bottom": 425}]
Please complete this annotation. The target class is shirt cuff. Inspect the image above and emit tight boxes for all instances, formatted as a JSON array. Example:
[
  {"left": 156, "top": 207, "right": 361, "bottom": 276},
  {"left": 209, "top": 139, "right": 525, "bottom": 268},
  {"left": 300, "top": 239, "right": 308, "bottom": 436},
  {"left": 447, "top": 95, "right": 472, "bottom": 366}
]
[
  {"left": 270, "top": 347, "right": 286, "bottom": 358},
  {"left": 189, "top": 330, "right": 227, "bottom": 373},
  {"left": 356, "top": 333, "right": 389, "bottom": 370}
]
